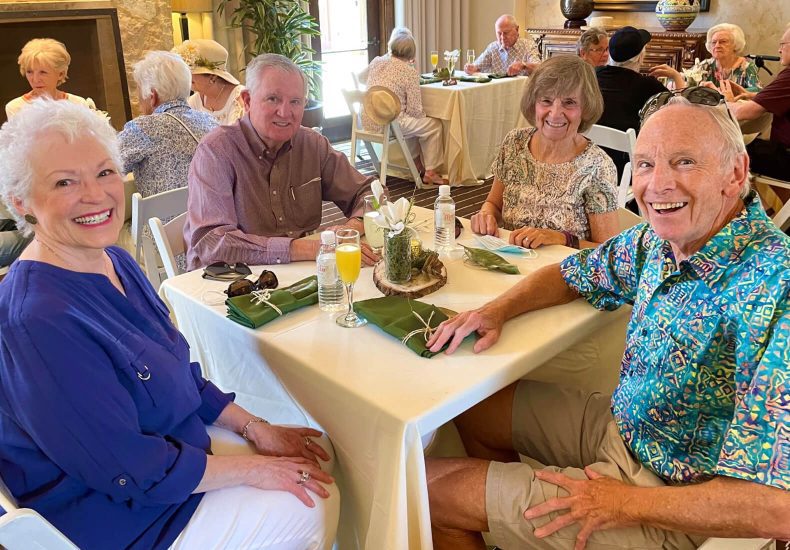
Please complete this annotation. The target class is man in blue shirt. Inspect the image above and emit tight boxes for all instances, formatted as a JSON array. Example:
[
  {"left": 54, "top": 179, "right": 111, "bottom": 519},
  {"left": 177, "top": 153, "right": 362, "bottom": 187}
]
[{"left": 424, "top": 97, "right": 789, "bottom": 548}]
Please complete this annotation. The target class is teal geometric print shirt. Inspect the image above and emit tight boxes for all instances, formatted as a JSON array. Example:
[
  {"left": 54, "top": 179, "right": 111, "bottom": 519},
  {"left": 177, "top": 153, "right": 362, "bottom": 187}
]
[{"left": 560, "top": 194, "right": 789, "bottom": 490}]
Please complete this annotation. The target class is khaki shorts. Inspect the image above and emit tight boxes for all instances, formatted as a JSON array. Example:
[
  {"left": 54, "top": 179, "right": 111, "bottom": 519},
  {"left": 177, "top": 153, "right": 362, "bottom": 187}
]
[{"left": 485, "top": 381, "right": 705, "bottom": 550}]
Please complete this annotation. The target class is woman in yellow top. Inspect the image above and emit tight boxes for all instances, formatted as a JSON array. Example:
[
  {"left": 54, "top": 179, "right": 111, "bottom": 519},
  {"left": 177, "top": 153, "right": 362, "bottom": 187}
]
[{"left": 5, "top": 38, "right": 96, "bottom": 119}]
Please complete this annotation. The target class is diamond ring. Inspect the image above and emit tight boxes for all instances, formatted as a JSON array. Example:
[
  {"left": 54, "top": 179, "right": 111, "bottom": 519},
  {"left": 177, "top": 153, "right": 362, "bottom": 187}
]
[
  {"left": 297, "top": 470, "right": 311, "bottom": 485},
  {"left": 304, "top": 436, "right": 312, "bottom": 447}
]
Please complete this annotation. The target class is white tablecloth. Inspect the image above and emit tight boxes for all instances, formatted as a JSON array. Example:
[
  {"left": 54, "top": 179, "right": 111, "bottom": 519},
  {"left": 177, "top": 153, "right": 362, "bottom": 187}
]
[
  {"left": 420, "top": 76, "right": 528, "bottom": 185},
  {"left": 159, "top": 208, "right": 629, "bottom": 550}
]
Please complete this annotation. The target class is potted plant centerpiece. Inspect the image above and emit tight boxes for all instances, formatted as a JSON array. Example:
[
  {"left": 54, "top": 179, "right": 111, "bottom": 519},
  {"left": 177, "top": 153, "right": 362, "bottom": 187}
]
[
  {"left": 217, "top": 0, "right": 323, "bottom": 128},
  {"left": 369, "top": 180, "right": 417, "bottom": 284}
]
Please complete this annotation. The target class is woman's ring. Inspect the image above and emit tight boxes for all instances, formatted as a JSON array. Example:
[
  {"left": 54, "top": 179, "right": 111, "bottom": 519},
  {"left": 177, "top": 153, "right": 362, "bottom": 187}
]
[
  {"left": 297, "top": 470, "right": 311, "bottom": 485},
  {"left": 304, "top": 436, "right": 312, "bottom": 447}
]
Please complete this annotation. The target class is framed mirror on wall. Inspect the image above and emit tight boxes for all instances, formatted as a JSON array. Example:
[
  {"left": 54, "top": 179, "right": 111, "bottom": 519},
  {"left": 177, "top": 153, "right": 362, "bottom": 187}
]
[{"left": 593, "top": 0, "right": 710, "bottom": 11}]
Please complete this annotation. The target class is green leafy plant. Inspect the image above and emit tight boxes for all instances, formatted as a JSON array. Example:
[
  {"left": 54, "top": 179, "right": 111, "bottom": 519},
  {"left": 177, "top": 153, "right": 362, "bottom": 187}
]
[{"left": 217, "top": 0, "right": 322, "bottom": 99}]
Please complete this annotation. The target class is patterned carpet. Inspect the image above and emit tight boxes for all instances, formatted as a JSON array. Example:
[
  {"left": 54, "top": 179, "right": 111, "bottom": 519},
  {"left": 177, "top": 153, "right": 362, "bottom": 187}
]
[{"left": 319, "top": 141, "right": 492, "bottom": 229}]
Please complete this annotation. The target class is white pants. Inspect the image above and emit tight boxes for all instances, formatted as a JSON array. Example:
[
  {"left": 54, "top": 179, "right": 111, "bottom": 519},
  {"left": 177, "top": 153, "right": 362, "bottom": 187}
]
[
  {"left": 169, "top": 426, "right": 340, "bottom": 550},
  {"left": 399, "top": 115, "right": 444, "bottom": 171}
]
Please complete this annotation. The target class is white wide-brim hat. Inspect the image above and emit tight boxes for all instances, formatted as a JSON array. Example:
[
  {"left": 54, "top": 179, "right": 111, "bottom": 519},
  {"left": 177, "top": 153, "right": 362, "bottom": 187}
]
[
  {"left": 363, "top": 86, "right": 402, "bottom": 126},
  {"left": 172, "top": 39, "right": 240, "bottom": 86}
]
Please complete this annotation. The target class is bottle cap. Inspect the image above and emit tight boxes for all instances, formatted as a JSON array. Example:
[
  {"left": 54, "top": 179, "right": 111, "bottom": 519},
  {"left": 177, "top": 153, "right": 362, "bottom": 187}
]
[
  {"left": 320, "top": 230, "right": 336, "bottom": 245},
  {"left": 439, "top": 184, "right": 451, "bottom": 196}
]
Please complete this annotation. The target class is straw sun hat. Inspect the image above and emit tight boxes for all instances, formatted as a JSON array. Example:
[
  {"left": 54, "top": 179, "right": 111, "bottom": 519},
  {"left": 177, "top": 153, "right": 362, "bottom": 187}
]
[
  {"left": 172, "top": 39, "right": 240, "bottom": 86},
  {"left": 363, "top": 86, "right": 402, "bottom": 126}
]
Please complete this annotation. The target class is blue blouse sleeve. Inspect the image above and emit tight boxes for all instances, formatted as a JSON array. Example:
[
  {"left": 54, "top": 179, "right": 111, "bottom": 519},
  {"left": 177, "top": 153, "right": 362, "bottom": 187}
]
[
  {"left": 0, "top": 314, "right": 207, "bottom": 507},
  {"left": 188, "top": 361, "right": 234, "bottom": 424}
]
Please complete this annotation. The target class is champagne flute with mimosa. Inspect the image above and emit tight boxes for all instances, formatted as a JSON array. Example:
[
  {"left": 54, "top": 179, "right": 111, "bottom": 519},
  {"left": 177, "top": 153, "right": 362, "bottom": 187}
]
[
  {"left": 430, "top": 50, "right": 439, "bottom": 73},
  {"left": 335, "top": 229, "right": 367, "bottom": 328}
]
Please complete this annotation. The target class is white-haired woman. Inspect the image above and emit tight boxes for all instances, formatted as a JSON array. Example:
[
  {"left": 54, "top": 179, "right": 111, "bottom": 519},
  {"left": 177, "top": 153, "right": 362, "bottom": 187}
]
[
  {"left": 362, "top": 27, "right": 446, "bottom": 185},
  {"left": 173, "top": 39, "right": 245, "bottom": 125},
  {"left": 119, "top": 51, "right": 218, "bottom": 198},
  {"left": 5, "top": 38, "right": 96, "bottom": 119},
  {"left": 0, "top": 99, "right": 339, "bottom": 549},
  {"left": 649, "top": 23, "right": 761, "bottom": 94}
]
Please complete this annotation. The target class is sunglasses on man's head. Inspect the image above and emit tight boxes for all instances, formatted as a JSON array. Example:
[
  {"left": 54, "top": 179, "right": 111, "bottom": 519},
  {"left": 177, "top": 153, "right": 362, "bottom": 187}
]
[
  {"left": 225, "top": 270, "right": 279, "bottom": 298},
  {"left": 639, "top": 86, "right": 733, "bottom": 125},
  {"left": 202, "top": 261, "right": 253, "bottom": 282}
]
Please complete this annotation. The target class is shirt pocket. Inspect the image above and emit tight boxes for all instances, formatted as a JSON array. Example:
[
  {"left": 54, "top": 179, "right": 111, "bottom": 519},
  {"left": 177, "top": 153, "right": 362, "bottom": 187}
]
[
  {"left": 287, "top": 177, "right": 322, "bottom": 229},
  {"left": 115, "top": 330, "right": 201, "bottom": 433}
]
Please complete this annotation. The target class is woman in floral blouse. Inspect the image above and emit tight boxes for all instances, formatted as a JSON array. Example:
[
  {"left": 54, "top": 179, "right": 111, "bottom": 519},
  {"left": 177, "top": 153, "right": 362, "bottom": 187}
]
[
  {"left": 362, "top": 27, "right": 446, "bottom": 186},
  {"left": 649, "top": 23, "right": 761, "bottom": 96},
  {"left": 471, "top": 55, "right": 619, "bottom": 249}
]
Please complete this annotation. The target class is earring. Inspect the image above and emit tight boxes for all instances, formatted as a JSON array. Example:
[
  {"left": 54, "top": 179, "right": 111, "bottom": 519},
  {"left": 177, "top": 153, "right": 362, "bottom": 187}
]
[{"left": 24, "top": 213, "right": 38, "bottom": 225}]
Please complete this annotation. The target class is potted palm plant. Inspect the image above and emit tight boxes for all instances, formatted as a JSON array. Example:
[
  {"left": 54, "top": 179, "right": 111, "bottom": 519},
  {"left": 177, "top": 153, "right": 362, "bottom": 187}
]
[{"left": 217, "top": 0, "right": 323, "bottom": 128}]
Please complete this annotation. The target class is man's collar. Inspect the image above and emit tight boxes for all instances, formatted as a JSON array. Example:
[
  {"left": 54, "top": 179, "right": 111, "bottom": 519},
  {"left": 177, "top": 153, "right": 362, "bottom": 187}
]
[
  {"left": 239, "top": 114, "right": 294, "bottom": 158},
  {"left": 681, "top": 192, "right": 771, "bottom": 287},
  {"left": 497, "top": 38, "right": 520, "bottom": 52}
]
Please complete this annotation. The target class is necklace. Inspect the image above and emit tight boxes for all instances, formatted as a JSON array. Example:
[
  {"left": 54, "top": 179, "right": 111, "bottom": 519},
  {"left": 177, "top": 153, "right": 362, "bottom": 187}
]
[
  {"left": 205, "top": 81, "right": 228, "bottom": 112},
  {"left": 36, "top": 238, "right": 112, "bottom": 280}
]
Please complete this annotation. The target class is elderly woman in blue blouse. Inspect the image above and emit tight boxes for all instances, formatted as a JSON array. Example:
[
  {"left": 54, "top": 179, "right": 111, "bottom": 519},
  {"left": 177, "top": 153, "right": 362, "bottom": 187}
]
[
  {"left": 119, "top": 51, "right": 218, "bottom": 198},
  {"left": 649, "top": 23, "right": 761, "bottom": 97},
  {"left": 0, "top": 100, "right": 339, "bottom": 549}
]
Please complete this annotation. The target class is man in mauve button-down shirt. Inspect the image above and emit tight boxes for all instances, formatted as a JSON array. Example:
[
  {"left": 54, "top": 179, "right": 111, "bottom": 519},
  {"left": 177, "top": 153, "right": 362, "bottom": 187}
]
[{"left": 184, "top": 53, "right": 375, "bottom": 270}]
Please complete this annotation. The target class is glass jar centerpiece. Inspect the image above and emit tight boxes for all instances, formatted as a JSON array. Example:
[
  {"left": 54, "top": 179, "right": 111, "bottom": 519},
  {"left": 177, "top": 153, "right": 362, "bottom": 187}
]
[{"left": 368, "top": 179, "right": 415, "bottom": 284}]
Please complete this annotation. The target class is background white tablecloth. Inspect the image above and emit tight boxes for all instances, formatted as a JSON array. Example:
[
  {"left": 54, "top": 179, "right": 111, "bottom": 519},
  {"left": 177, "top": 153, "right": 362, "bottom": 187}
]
[
  {"left": 159, "top": 208, "right": 629, "bottom": 549},
  {"left": 420, "top": 76, "right": 528, "bottom": 185}
]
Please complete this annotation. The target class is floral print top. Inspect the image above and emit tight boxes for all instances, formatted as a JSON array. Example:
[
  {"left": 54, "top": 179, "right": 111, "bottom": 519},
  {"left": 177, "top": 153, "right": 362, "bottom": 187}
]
[
  {"left": 685, "top": 57, "right": 762, "bottom": 92},
  {"left": 362, "top": 55, "right": 424, "bottom": 133},
  {"left": 474, "top": 36, "right": 541, "bottom": 74},
  {"left": 492, "top": 127, "right": 618, "bottom": 240}
]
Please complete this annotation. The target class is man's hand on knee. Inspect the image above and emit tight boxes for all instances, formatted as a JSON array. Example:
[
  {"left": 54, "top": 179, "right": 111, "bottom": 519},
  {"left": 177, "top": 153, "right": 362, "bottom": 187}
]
[{"left": 523, "top": 467, "right": 635, "bottom": 550}]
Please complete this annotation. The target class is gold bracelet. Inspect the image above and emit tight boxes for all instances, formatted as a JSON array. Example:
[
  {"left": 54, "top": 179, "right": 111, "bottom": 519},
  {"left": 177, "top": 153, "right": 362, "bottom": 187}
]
[{"left": 241, "top": 417, "right": 269, "bottom": 441}]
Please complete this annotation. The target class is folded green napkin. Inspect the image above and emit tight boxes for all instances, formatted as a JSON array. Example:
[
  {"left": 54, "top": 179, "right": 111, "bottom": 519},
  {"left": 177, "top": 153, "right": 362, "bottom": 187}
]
[
  {"left": 462, "top": 246, "right": 520, "bottom": 275},
  {"left": 419, "top": 76, "right": 443, "bottom": 85},
  {"left": 355, "top": 296, "right": 456, "bottom": 358},
  {"left": 226, "top": 276, "right": 318, "bottom": 328},
  {"left": 489, "top": 72, "right": 513, "bottom": 79},
  {"left": 458, "top": 75, "right": 491, "bottom": 83}
]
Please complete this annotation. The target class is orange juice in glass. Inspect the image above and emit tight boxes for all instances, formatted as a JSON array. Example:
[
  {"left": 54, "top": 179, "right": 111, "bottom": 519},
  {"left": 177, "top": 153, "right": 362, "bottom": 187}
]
[
  {"left": 430, "top": 50, "right": 439, "bottom": 71},
  {"left": 335, "top": 229, "right": 367, "bottom": 328}
]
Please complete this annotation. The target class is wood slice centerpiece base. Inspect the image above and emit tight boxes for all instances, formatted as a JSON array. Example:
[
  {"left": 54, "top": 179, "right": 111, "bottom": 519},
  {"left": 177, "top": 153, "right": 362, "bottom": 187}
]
[{"left": 373, "top": 255, "right": 447, "bottom": 299}]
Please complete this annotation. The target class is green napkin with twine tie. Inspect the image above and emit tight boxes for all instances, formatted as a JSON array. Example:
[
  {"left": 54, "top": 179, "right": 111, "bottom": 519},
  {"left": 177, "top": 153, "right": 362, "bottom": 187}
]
[
  {"left": 226, "top": 276, "right": 318, "bottom": 328},
  {"left": 457, "top": 75, "right": 492, "bottom": 83},
  {"left": 355, "top": 296, "right": 458, "bottom": 358}
]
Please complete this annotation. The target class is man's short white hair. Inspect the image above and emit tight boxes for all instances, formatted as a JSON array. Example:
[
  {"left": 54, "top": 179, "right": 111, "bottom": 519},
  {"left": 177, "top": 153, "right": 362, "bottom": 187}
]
[
  {"left": 608, "top": 49, "right": 644, "bottom": 72},
  {"left": 245, "top": 53, "right": 306, "bottom": 98},
  {"left": 0, "top": 99, "right": 121, "bottom": 236},
  {"left": 643, "top": 96, "right": 750, "bottom": 198}
]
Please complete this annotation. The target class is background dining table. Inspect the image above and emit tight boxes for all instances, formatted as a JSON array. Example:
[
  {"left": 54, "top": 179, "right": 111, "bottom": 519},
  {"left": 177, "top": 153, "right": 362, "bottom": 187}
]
[
  {"left": 158, "top": 207, "right": 630, "bottom": 549},
  {"left": 419, "top": 74, "right": 529, "bottom": 186}
]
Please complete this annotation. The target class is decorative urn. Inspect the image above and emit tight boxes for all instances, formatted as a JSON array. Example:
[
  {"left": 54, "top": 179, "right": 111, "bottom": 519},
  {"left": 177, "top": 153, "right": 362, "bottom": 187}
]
[
  {"left": 655, "top": 0, "right": 700, "bottom": 32},
  {"left": 560, "top": 0, "right": 594, "bottom": 29}
]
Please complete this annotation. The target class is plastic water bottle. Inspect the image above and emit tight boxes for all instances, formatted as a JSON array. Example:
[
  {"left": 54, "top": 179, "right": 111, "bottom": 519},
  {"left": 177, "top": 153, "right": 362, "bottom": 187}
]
[
  {"left": 434, "top": 184, "right": 456, "bottom": 255},
  {"left": 317, "top": 231, "right": 345, "bottom": 312}
]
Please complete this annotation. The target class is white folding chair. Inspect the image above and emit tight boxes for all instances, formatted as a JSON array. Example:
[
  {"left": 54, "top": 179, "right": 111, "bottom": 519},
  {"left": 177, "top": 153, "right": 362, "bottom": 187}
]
[
  {"left": 0, "top": 472, "right": 78, "bottom": 549},
  {"left": 341, "top": 88, "right": 424, "bottom": 189},
  {"left": 752, "top": 173, "right": 790, "bottom": 232},
  {"left": 585, "top": 125, "right": 637, "bottom": 208},
  {"left": 131, "top": 187, "right": 189, "bottom": 287},
  {"left": 149, "top": 213, "right": 187, "bottom": 282}
]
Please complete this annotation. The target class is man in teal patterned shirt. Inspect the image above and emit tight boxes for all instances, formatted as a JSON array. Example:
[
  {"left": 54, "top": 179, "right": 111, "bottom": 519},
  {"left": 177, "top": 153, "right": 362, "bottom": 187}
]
[{"left": 424, "top": 98, "right": 789, "bottom": 548}]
